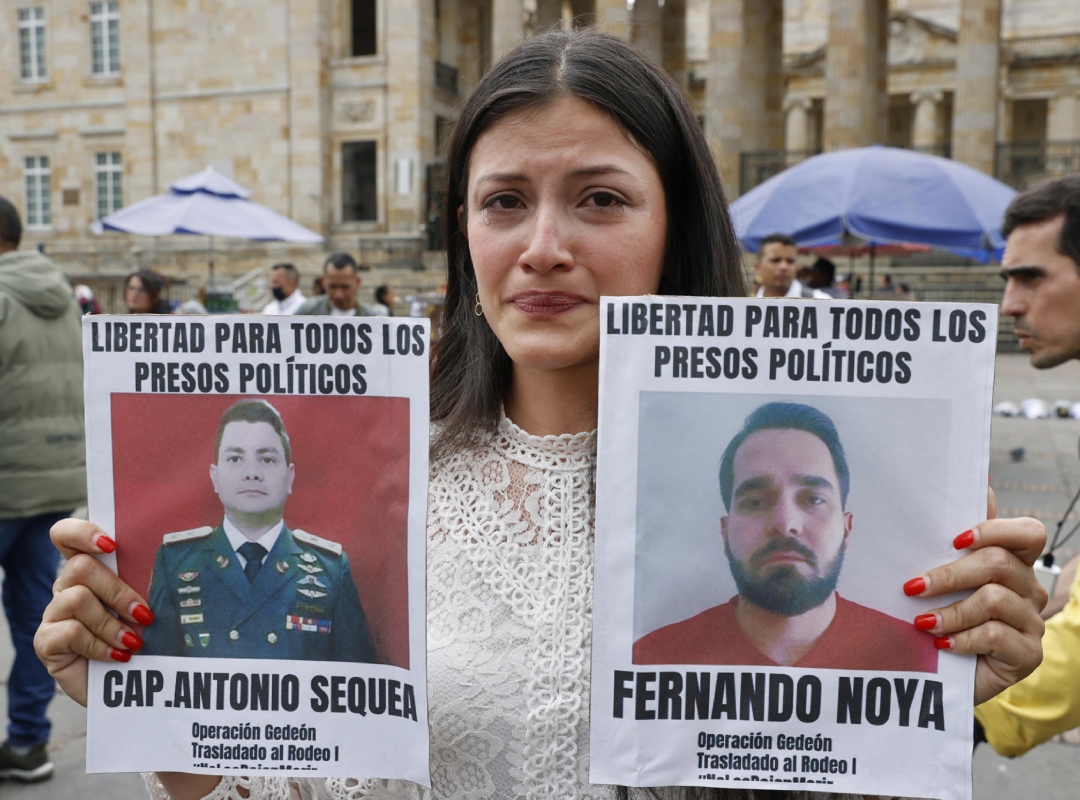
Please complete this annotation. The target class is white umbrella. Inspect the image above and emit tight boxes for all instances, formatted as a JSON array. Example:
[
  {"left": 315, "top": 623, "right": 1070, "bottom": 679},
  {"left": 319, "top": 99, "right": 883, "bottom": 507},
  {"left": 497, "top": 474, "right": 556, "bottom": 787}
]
[{"left": 91, "top": 166, "right": 323, "bottom": 288}]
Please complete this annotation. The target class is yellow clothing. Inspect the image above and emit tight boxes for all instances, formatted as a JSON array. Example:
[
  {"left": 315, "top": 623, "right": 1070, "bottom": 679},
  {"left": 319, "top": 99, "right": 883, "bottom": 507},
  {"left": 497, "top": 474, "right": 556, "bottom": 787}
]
[{"left": 975, "top": 568, "right": 1080, "bottom": 756}]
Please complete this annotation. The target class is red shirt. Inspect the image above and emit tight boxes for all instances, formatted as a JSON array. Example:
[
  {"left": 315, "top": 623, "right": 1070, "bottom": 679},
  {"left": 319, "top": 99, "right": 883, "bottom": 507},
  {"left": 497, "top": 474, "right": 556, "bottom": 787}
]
[{"left": 633, "top": 594, "right": 938, "bottom": 673}]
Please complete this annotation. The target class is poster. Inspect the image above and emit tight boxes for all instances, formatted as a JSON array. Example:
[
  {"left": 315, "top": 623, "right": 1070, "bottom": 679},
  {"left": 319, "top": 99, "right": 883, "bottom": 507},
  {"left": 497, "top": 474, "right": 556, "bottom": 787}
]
[
  {"left": 82, "top": 315, "right": 430, "bottom": 785},
  {"left": 590, "top": 297, "right": 997, "bottom": 800}
]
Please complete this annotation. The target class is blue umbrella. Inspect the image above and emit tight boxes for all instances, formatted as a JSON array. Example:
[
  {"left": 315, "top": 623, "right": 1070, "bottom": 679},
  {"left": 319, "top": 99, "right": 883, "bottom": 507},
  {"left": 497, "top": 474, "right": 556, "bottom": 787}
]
[
  {"left": 729, "top": 145, "right": 1016, "bottom": 263},
  {"left": 91, "top": 166, "right": 323, "bottom": 289}
]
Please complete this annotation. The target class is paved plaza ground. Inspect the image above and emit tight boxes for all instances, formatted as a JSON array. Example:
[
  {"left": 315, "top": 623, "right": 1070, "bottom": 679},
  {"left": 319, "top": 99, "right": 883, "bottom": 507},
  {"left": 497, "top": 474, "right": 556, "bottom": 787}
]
[{"left": 0, "top": 353, "right": 1078, "bottom": 798}]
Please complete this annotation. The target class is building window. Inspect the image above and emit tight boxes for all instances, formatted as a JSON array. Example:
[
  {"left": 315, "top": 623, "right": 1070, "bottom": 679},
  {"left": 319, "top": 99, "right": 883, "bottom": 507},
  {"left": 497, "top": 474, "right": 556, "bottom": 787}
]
[
  {"left": 24, "top": 156, "right": 51, "bottom": 228},
  {"left": 342, "top": 141, "right": 377, "bottom": 222},
  {"left": 18, "top": 7, "right": 47, "bottom": 82},
  {"left": 352, "top": 0, "right": 376, "bottom": 56},
  {"left": 95, "top": 152, "right": 123, "bottom": 218},
  {"left": 90, "top": 1, "right": 120, "bottom": 76}
]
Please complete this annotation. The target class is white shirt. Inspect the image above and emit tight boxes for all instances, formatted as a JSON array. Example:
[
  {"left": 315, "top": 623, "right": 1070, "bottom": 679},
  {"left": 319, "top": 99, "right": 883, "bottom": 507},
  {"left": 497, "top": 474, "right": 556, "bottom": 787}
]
[
  {"left": 755, "top": 278, "right": 831, "bottom": 300},
  {"left": 261, "top": 290, "right": 306, "bottom": 315},
  {"left": 330, "top": 305, "right": 358, "bottom": 317},
  {"left": 222, "top": 517, "right": 284, "bottom": 567}
]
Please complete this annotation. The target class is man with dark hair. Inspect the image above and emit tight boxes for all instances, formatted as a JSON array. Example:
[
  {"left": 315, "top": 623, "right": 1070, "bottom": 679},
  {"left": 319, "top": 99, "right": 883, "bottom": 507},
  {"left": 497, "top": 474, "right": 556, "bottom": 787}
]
[
  {"left": 975, "top": 175, "right": 1080, "bottom": 755},
  {"left": 298, "top": 253, "right": 375, "bottom": 316},
  {"left": 0, "top": 195, "right": 85, "bottom": 781},
  {"left": 754, "top": 234, "right": 829, "bottom": 299},
  {"left": 141, "top": 399, "right": 376, "bottom": 663},
  {"left": 634, "top": 402, "right": 938, "bottom": 672},
  {"left": 261, "top": 262, "right": 305, "bottom": 315},
  {"left": 808, "top": 256, "right": 846, "bottom": 298}
]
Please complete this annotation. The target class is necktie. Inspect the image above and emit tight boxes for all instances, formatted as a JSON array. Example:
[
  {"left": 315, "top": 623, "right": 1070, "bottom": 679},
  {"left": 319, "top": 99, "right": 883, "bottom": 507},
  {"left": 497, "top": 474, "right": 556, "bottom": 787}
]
[{"left": 237, "top": 542, "right": 267, "bottom": 583}]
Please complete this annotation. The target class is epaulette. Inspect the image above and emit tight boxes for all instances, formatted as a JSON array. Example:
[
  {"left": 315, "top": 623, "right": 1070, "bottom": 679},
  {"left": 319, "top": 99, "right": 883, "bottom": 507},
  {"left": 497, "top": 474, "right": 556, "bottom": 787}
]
[
  {"left": 293, "top": 529, "right": 343, "bottom": 557},
  {"left": 162, "top": 526, "right": 214, "bottom": 545}
]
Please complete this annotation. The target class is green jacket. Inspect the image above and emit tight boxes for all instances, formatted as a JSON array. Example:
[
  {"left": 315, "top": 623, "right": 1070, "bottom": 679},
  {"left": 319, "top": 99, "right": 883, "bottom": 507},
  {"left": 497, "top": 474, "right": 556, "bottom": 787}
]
[{"left": 0, "top": 249, "right": 86, "bottom": 519}]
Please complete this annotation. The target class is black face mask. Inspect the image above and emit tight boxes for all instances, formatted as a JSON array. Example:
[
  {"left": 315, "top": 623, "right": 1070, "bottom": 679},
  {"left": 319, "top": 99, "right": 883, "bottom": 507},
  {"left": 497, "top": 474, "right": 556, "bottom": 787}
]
[{"left": 271, "top": 287, "right": 288, "bottom": 302}]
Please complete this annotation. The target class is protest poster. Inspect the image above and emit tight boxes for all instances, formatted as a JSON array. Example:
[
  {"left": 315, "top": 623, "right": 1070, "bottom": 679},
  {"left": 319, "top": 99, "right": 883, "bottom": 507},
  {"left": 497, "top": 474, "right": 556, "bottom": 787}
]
[
  {"left": 590, "top": 297, "right": 997, "bottom": 800},
  {"left": 82, "top": 315, "right": 430, "bottom": 784}
]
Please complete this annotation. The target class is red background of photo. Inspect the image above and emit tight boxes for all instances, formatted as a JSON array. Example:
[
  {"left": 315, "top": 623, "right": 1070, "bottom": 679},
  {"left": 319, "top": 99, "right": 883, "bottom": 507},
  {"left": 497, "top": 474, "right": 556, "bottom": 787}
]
[{"left": 111, "top": 393, "right": 411, "bottom": 669}]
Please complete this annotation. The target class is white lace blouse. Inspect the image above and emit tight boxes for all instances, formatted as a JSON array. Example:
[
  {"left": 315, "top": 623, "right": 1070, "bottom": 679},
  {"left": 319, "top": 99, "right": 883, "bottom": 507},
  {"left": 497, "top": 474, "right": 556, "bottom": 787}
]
[{"left": 143, "top": 416, "right": 869, "bottom": 800}]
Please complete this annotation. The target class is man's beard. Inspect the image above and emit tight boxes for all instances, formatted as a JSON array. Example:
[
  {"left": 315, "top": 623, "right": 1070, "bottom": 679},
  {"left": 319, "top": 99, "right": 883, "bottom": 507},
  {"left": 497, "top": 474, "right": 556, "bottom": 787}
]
[{"left": 725, "top": 536, "right": 846, "bottom": 617}]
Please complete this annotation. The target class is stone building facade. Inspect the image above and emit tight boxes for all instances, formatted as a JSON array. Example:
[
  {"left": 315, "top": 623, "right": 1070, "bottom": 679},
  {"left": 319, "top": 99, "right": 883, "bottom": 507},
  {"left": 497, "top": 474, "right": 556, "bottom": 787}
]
[{"left": 1, "top": 0, "right": 1078, "bottom": 300}]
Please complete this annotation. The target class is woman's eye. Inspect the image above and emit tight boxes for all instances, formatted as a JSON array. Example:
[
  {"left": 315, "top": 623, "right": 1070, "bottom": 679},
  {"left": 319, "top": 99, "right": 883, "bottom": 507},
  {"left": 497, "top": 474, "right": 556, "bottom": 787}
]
[
  {"left": 589, "top": 192, "right": 623, "bottom": 208},
  {"left": 483, "top": 194, "right": 522, "bottom": 211}
]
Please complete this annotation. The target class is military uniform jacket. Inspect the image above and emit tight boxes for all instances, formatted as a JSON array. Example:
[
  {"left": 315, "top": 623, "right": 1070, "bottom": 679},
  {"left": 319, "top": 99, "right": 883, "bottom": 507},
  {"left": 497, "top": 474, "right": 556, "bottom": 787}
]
[{"left": 142, "top": 524, "right": 377, "bottom": 663}]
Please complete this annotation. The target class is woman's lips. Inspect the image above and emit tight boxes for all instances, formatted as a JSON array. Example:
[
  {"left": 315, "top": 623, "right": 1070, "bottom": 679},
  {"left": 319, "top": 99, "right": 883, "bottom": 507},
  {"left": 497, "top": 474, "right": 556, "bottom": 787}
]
[{"left": 509, "top": 292, "right": 587, "bottom": 316}]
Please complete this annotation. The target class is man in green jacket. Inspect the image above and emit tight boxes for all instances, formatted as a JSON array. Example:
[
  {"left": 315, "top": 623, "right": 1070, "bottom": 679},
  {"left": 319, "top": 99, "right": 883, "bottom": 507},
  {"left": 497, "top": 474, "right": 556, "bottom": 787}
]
[{"left": 0, "top": 196, "right": 85, "bottom": 782}]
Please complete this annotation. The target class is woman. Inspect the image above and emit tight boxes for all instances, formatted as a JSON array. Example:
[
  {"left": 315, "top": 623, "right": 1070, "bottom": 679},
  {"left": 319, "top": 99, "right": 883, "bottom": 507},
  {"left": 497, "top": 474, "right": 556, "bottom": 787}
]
[
  {"left": 124, "top": 269, "right": 172, "bottom": 314},
  {"left": 38, "top": 30, "right": 1045, "bottom": 800}
]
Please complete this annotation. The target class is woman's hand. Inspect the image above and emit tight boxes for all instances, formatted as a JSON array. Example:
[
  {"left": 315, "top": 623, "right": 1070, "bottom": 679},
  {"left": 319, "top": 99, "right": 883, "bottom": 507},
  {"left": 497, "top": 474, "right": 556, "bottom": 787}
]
[
  {"left": 903, "top": 488, "right": 1047, "bottom": 706},
  {"left": 34, "top": 518, "right": 153, "bottom": 707}
]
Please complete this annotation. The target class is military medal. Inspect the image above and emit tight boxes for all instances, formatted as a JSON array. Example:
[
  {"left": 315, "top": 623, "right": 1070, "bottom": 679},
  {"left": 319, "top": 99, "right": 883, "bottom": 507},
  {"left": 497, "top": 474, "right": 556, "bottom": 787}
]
[
  {"left": 276, "top": 560, "right": 289, "bottom": 573},
  {"left": 297, "top": 588, "right": 328, "bottom": 599},
  {"left": 179, "top": 598, "right": 201, "bottom": 608},
  {"left": 199, "top": 633, "right": 211, "bottom": 648},
  {"left": 178, "top": 585, "right": 201, "bottom": 594},
  {"left": 178, "top": 571, "right": 199, "bottom": 582},
  {"left": 297, "top": 563, "right": 323, "bottom": 574},
  {"left": 216, "top": 555, "right": 230, "bottom": 569},
  {"left": 296, "top": 574, "right": 327, "bottom": 588},
  {"left": 180, "top": 613, "right": 204, "bottom": 624},
  {"left": 300, "top": 553, "right": 317, "bottom": 563},
  {"left": 184, "top": 634, "right": 195, "bottom": 648}
]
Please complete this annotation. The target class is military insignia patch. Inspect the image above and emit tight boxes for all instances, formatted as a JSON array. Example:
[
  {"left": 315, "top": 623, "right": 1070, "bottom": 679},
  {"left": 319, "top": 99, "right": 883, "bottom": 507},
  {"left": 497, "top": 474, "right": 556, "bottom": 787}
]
[
  {"left": 297, "top": 563, "right": 324, "bottom": 574},
  {"left": 276, "top": 561, "right": 290, "bottom": 573},
  {"left": 179, "top": 598, "right": 201, "bottom": 608},
  {"left": 300, "top": 553, "right": 317, "bottom": 563},
  {"left": 296, "top": 575, "right": 327, "bottom": 588},
  {"left": 177, "top": 585, "right": 201, "bottom": 594},
  {"left": 184, "top": 634, "right": 195, "bottom": 648},
  {"left": 297, "top": 588, "right": 328, "bottom": 599},
  {"left": 180, "top": 614, "right": 204, "bottom": 625},
  {"left": 285, "top": 615, "right": 332, "bottom": 633},
  {"left": 199, "top": 633, "right": 211, "bottom": 648},
  {"left": 179, "top": 572, "right": 199, "bottom": 582},
  {"left": 216, "top": 555, "right": 230, "bottom": 569},
  {"left": 296, "top": 602, "right": 326, "bottom": 614}
]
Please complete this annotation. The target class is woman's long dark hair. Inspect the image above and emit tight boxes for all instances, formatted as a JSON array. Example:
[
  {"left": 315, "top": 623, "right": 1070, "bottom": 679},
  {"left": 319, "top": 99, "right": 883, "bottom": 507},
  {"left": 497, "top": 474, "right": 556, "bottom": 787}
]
[{"left": 430, "top": 28, "right": 747, "bottom": 460}]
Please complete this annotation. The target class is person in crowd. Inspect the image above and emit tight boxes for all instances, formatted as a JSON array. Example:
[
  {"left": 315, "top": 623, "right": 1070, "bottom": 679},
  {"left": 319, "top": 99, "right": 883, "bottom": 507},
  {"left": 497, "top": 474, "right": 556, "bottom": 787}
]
[
  {"left": 73, "top": 284, "right": 101, "bottom": 315},
  {"left": 807, "top": 257, "right": 846, "bottom": 298},
  {"left": 753, "top": 234, "right": 829, "bottom": 299},
  {"left": 261, "top": 263, "right": 306, "bottom": 315},
  {"left": 37, "top": 30, "right": 1047, "bottom": 800},
  {"left": 974, "top": 174, "right": 1080, "bottom": 757},
  {"left": 0, "top": 195, "right": 86, "bottom": 783},
  {"left": 312, "top": 276, "right": 325, "bottom": 296},
  {"left": 372, "top": 284, "right": 395, "bottom": 316},
  {"left": 124, "top": 269, "right": 171, "bottom": 314},
  {"left": 635, "top": 402, "right": 938, "bottom": 672},
  {"left": 297, "top": 253, "right": 375, "bottom": 316}
]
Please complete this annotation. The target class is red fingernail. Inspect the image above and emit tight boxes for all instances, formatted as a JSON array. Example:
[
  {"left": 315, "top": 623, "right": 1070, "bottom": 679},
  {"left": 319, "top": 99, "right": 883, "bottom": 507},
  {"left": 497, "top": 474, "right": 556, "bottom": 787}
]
[
  {"left": 108, "top": 647, "right": 131, "bottom": 663},
  {"left": 903, "top": 577, "right": 927, "bottom": 596},
  {"left": 934, "top": 636, "right": 953, "bottom": 650},
  {"left": 95, "top": 535, "right": 117, "bottom": 553},
  {"left": 953, "top": 529, "right": 976, "bottom": 550},
  {"left": 131, "top": 604, "right": 154, "bottom": 626},
  {"left": 914, "top": 614, "right": 937, "bottom": 631},
  {"left": 121, "top": 631, "right": 144, "bottom": 651}
]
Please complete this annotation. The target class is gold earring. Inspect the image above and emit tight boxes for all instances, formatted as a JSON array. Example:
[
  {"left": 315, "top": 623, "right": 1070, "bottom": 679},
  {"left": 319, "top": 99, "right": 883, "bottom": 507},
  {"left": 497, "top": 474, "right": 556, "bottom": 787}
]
[{"left": 474, "top": 293, "right": 483, "bottom": 316}]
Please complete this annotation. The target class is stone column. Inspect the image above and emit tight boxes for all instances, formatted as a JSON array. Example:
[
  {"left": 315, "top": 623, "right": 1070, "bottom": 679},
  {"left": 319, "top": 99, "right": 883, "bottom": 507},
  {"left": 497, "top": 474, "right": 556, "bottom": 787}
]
[
  {"left": 593, "top": 0, "right": 631, "bottom": 39},
  {"left": 535, "top": 0, "right": 564, "bottom": 31},
  {"left": 632, "top": 0, "right": 664, "bottom": 63},
  {"left": 1048, "top": 91, "right": 1080, "bottom": 142},
  {"left": 121, "top": 0, "right": 157, "bottom": 203},
  {"left": 704, "top": 0, "right": 784, "bottom": 193},
  {"left": 492, "top": 0, "right": 524, "bottom": 59},
  {"left": 785, "top": 95, "right": 813, "bottom": 152},
  {"left": 662, "top": 0, "right": 688, "bottom": 91},
  {"left": 823, "top": 0, "right": 888, "bottom": 150},
  {"left": 910, "top": 89, "right": 945, "bottom": 150},
  {"left": 569, "top": 0, "right": 594, "bottom": 27},
  {"left": 386, "top": 0, "right": 435, "bottom": 233},
  {"left": 952, "top": 0, "right": 1001, "bottom": 174},
  {"left": 288, "top": 0, "right": 331, "bottom": 233}
]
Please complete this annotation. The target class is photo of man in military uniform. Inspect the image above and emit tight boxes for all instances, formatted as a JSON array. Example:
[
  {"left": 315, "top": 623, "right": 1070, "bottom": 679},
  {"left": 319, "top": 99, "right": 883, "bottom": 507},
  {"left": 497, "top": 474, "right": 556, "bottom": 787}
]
[{"left": 140, "top": 398, "right": 377, "bottom": 663}]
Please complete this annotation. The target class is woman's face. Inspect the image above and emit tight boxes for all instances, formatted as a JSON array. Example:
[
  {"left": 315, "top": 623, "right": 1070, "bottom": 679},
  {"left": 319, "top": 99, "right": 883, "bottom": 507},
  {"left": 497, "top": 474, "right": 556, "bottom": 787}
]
[
  {"left": 464, "top": 95, "right": 667, "bottom": 374},
  {"left": 125, "top": 276, "right": 154, "bottom": 313}
]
